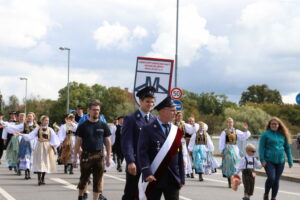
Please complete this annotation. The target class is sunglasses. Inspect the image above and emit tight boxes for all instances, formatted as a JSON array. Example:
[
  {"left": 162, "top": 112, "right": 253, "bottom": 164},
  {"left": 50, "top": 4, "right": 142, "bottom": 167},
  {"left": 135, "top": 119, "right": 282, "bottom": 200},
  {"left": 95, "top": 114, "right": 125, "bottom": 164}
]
[{"left": 249, "top": 150, "right": 256, "bottom": 153}]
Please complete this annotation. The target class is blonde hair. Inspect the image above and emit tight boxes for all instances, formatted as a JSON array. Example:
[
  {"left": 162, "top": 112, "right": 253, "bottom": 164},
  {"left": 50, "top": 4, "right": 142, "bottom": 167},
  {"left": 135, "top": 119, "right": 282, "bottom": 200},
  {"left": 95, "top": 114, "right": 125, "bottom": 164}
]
[
  {"left": 27, "top": 112, "right": 36, "bottom": 119},
  {"left": 266, "top": 117, "right": 292, "bottom": 144},
  {"left": 227, "top": 117, "right": 234, "bottom": 122},
  {"left": 40, "top": 115, "right": 49, "bottom": 122},
  {"left": 245, "top": 143, "right": 256, "bottom": 152}
]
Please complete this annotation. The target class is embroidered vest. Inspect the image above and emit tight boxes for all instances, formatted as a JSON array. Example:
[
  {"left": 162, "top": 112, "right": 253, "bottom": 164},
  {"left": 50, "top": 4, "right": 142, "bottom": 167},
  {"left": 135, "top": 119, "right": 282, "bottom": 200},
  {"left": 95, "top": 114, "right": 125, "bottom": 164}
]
[
  {"left": 195, "top": 131, "right": 207, "bottom": 145},
  {"left": 23, "top": 122, "right": 37, "bottom": 134},
  {"left": 225, "top": 128, "right": 237, "bottom": 144},
  {"left": 38, "top": 127, "right": 51, "bottom": 142}
]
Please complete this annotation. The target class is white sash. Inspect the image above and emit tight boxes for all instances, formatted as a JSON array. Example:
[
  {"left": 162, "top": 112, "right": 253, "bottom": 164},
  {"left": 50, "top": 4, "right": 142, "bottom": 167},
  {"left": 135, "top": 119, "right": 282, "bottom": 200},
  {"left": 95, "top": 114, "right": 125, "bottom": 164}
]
[{"left": 138, "top": 124, "right": 178, "bottom": 200}]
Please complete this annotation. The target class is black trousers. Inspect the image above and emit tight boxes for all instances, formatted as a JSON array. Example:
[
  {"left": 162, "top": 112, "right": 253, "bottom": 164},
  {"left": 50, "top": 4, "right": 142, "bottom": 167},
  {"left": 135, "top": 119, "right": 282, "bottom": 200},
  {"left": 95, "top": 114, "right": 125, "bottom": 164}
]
[
  {"left": 122, "top": 171, "right": 140, "bottom": 200},
  {"left": 150, "top": 183, "right": 180, "bottom": 200},
  {"left": 0, "top": 139, "right": 3, "bottom": 160}
]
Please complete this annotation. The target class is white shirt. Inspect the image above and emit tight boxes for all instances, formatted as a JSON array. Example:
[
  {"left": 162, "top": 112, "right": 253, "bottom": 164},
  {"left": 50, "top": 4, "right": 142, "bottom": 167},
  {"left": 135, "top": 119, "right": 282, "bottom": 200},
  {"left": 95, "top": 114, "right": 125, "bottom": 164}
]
[
  {"left": 219, "top": 128, "right": 251, "bottom": 153},
  {"left": 235, "top": 155, "right": 262, "bottom": 175},
  {"left": 188, "top": 131, "right": 214, "bottom": 152}
]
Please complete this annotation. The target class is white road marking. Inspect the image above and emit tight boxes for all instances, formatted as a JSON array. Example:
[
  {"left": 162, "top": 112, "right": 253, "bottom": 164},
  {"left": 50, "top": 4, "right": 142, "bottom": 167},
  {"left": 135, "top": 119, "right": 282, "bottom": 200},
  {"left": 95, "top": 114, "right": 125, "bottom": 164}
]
[
  {"left": 0, "top": 187, "right": 16, "bottom": 200},
  {"left": 204, "top": 177, "right": 300, "bottom": 196},
  {"left": 50, "top": 178, "right": 77, "bottom": 190},
  {"left": 104, "top": 174, "right": 192, "bottom": 200}
]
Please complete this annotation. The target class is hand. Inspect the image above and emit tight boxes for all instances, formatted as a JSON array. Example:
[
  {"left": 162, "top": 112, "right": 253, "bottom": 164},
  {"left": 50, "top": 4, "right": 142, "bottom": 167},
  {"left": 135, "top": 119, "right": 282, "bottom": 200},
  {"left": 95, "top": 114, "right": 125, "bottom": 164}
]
[
  {"left": 106, "top": 156, "right": 111, "bottom": 167},
  {"left": 128, "top": 163, "right": 137, "bottom": 176},
  {"left": 179, "top": 184, "right": 184, "bottom": 188},
  {"left": 145, "top": 175, "right": 156, "bottom": 182},
  {"left": 243, "top": 122, "right": 249, "bottom": 131},
  {"left": 289, "top": 165, "right": 293, "bottom": 168},
  {"left": 262, "top": 162, "right": 267, "bottom": 167}
]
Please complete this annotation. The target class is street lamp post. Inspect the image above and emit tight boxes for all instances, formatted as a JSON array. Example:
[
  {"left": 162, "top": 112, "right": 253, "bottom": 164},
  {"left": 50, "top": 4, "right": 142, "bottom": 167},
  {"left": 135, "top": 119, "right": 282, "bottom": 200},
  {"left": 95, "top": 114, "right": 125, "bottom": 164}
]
[
  {"left": 20, "top": 77, "right": 28, "bottom": 114},
  {"left": 59, "top": 47, "right": 71, "bottom": 114}
]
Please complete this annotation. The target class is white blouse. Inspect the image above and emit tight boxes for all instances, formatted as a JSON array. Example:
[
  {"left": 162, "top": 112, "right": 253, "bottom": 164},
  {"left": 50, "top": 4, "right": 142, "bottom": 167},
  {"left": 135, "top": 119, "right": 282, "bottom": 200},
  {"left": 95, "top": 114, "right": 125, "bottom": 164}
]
[
  {"left": 57, "top": 122, "right": 78, "bottom": 143},
  {"left": 23, "top": 127, "right": 60, "bottom": 148},
  {"left": 188, "top": 131, "right": 214, "bottom": 152},
  {"left": 219, "top": 128, "right": 251, "bottom": 153}
]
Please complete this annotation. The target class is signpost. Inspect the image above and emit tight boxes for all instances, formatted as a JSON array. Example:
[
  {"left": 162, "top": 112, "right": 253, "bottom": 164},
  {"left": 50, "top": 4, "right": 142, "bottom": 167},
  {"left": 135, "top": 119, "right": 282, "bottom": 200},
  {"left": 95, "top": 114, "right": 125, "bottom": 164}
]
[
  {"left": 134, "top": 57, "right": 174, "bottom": 106},
  {"left": 296, "top": 93, "right": 300, "bottom": 105},
  {"left": 173, "top": 99, "right": 183, "bottom": 111}
]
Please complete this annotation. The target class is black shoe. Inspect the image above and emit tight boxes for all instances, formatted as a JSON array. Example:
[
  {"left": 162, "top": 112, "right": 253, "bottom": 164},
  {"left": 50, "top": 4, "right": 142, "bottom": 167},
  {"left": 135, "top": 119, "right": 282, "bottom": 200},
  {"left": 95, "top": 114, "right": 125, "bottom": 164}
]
[
  {"left": 83, "top": 193, "right": 88, "bottom": 200},
  {"left": 190, "top": 173, "right": 194, "bottom": 178},
  {"left": 199, "top": 174, "right": 203, "bottom": 181},
  {"left": 98, "top": 194, "right": 107, "bottom": 200},
  {"left": 228, "top": 178, "right": 231, "bottom": 188},
  {"left": 69, "top": 165, "right": 74, "bottom": 174},
  {"left": 78, "top": 196, "right": 84, "bottom": 200},
  {"left": 186, "top": 174, "right": 190, "bottom": 178},
  {"left": 118, "top": 168, "right": 122, "bottom": 172},
  {"left": 263, "top": 193, "right": 269, "bottom": 200},
  {"left": 8, "top": 166, "right": 12, "bottom": 171},
  {"left": 17, "top": 170, "right": 21, "bottom": 176},
  {"left": 64, "top": 165, "right": 68, "bottom": 174}
]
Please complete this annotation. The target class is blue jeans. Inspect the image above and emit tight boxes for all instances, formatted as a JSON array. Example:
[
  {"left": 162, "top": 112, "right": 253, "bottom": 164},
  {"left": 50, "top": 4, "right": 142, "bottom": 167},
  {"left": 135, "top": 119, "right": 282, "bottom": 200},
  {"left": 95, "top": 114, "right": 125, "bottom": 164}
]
[{"left": 264, "top": 162, "right": 285, "bottom": 198}]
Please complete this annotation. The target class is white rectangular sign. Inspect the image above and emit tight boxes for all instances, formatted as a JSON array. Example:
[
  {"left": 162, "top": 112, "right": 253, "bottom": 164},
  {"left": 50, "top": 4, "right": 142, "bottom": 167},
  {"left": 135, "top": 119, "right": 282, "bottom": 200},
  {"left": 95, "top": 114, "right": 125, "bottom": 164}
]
[{"left": 134, "top": 57, "right": 174, "bottom": 106}]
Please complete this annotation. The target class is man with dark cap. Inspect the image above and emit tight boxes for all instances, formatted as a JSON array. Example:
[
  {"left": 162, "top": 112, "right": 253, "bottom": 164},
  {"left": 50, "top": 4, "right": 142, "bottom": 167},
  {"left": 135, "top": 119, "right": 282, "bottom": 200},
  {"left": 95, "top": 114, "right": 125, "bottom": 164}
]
[
  {"left": 75, "top": 105, "right": 84, "bottom": 123},
  {"left": 137, "top": 95, "right": 185, "bottom": 200},
  {"left": 121, "top": 86, "right": 156, "bottom": 200},
  {"left": 113, "top": 116, "right": 124, "bottom": 172}
]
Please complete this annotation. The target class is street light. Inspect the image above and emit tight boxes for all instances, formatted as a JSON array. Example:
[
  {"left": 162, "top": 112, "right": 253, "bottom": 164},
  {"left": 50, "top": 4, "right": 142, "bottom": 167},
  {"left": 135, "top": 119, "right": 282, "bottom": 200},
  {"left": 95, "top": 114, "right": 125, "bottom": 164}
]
[
  {"left": 20, "top": 77, "right": 28, "bottom": 114},
  {"left": 59, "top": 46, "right": 71, "bottom": 114}
]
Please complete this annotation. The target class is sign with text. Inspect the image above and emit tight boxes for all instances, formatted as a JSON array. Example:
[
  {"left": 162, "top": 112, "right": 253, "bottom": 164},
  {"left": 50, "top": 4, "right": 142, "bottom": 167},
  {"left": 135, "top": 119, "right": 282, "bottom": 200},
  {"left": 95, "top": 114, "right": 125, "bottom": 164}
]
[
  {"left": 170, "top": 88, "right": 183, "bottom": 100},
  {"left": 134, "top": 57, "right": 174, "bottom": 106}
]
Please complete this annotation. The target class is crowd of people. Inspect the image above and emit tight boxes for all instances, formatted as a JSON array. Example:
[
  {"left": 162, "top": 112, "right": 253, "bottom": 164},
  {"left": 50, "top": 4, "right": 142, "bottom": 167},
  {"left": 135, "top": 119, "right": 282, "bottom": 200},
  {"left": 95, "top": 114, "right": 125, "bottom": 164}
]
[{"left": 0, "top": 86, "right": 295, "bottom": 200}]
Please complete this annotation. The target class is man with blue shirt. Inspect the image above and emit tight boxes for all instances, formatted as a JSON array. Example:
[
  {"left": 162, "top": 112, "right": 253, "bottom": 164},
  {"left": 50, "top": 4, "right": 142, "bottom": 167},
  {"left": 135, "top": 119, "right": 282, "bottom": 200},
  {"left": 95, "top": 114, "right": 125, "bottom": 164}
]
[
  {"left": 121, "top": 86, "right": 156, "bottom": 200},
  {"left": 138, "top": 95, "right": 185, "bottom": 200}
]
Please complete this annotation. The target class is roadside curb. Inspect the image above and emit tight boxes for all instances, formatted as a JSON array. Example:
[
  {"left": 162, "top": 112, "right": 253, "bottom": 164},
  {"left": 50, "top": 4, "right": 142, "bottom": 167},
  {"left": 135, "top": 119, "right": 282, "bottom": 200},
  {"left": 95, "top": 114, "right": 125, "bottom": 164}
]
[{"left": 255, "top": 170, "right": 300, "bottom": 183}]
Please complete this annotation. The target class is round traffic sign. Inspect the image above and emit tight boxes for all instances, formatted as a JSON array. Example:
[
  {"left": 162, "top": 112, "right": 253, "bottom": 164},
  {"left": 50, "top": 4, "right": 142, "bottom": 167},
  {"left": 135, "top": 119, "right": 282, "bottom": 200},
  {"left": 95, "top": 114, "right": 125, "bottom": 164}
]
[
  {"left": 173, "top": 100, "right": 183, "bottom": 111},
  {"left": 296, "top": 93, "right": 300, "bottom": 105},
  {"left": 170, "top": 88, "right": 183, "bottom": 100}
]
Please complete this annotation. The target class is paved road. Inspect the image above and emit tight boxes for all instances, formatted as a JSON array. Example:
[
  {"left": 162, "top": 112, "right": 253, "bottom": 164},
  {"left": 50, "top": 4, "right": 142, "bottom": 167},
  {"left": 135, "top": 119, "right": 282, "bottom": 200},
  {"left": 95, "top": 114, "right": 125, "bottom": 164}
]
[{"left": 0, "top": 161, "right": 299, "bottom": 200}]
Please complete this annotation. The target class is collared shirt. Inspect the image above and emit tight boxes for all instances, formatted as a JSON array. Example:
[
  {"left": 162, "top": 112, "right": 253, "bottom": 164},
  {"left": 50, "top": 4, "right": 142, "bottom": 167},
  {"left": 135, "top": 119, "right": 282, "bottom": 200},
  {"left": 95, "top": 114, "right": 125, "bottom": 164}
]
[
  {"left": 157, "top": 118, "right": 171, "bottom": 136},
  {"left": 138, "top": 109, "right": 149, "bottom": 120}
]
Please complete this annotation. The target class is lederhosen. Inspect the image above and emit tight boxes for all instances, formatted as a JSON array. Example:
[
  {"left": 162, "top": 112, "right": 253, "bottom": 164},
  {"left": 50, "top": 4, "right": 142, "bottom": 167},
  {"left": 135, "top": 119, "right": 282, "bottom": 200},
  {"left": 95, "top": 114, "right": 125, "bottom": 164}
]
[
  {"left": 60, "top": 124, "right": 76, "bottom": 165},
  {"left": 242, "top": 157, "right": 255, "bottom": 196}
]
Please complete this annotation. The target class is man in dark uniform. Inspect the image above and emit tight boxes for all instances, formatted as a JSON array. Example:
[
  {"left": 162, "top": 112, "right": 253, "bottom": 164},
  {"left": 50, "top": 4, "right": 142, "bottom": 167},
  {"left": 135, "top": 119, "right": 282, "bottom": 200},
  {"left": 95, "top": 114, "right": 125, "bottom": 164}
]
[
  {"left": 121, "top": 86, "right": 156, "bottom": 200},
  {"left": 75, "top": 105, "right": 84, "bottom": 123},
  {"left": 112, "top": 116, "right": 124, "bottom": 172},
  {"left": 73, "top": 99, "right": 111, "bottom": 200},
  {"left": 138, "top": 95, "right": 185, "bottom": 200}
]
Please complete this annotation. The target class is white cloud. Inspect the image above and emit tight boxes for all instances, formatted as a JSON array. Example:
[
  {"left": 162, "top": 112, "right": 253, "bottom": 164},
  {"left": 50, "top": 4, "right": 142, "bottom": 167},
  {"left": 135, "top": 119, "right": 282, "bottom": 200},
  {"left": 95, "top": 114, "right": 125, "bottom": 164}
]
[
  {"left": 282, "top": 92, "right": 299, "bottom": 104},
  {"left": 93, "top": 21, "right": 148, "bottom": 50},
  {"left": 146, "top": 4, "right": 230, "bottom": 67},
  {"left": 0, "top": 0, "right": 52, "bottom": 48}
]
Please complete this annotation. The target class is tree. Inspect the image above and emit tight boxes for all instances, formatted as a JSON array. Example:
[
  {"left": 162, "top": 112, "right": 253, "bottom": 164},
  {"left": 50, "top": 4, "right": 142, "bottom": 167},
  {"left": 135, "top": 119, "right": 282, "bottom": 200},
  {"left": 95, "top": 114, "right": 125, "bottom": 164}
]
[
  {"left": 7, "top": 95, "right": 20, "bottom": 111},
  {"left": 239, "top": 84, "right": 283, "bottom": 105},
  {"left": 224, "top": 105, "right": 270, "bottom": 135}
]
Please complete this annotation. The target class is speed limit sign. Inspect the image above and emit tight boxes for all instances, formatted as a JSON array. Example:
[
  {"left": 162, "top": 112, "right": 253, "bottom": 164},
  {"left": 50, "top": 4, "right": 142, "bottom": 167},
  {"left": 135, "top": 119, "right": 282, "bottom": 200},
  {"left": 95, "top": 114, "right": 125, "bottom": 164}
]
[{"left": 171, "top": 88, "right": 183, "bottom": 100}]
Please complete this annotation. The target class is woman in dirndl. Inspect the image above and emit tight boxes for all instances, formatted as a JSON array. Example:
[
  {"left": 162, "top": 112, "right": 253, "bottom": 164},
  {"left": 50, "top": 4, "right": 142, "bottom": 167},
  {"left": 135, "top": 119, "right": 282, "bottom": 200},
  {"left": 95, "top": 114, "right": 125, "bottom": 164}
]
[
  {"left": 219, "top": 117, "right": 251, "bottom": 188},
  {"left": 188, "top": 122, "right": 218, "bottom": 181},
  {"left": 18, "top": 115, "right": 59, "bottom": 185},
  {"left": 17, "top": 112, "right": 38, "bottom": 179}
]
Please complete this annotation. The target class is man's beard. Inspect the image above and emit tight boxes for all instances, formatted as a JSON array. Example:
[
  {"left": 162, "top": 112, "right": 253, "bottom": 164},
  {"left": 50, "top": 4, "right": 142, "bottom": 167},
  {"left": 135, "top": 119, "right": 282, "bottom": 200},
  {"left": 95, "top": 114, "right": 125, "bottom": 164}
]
[{"left": 92, "top": 116, "right": 98, "bottom": 120}]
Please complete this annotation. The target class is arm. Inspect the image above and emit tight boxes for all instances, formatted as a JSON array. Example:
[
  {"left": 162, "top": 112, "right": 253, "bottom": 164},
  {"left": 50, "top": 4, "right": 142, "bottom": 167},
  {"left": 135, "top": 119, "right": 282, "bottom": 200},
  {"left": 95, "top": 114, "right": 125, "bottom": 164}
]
[
  {"left": 49, "top": 128, "right": 60, "bottom": 148},
  {"left": 5, "top": 123, "right": 24, "bottom": 134},
  {"left": 236, "top": 129, "right": 251, "bottom": 141},
  {"left": 184, "top": 123, "right": 197, "bottom": 135},
  {"left": 187, "top": 133, "right": 196, "bottom": 152},
  {"left": 206, "top": 133, "right": 215, "bottom": 152},
  {"left": 137, "top": 127, "right": 153, "bottom": 181},
  {"left": 57, "top": 125, "right": 66, "bottom": 144},
  {"left": 254, "top": 157, "right": 262, "bottom": 169},
  {"left": 105, "top": 136, "right": 112, "bottom": 167},
  {"left": 219, "top": 131, "right": 226, "bottom": 153},
  {"left": 121, "top": 116, "right": 136, "bottom": 164},
  {"left": 234, "top": 157, "right": 245, "bottom": 175},
  {"left": 22, "top": 127, "right": 39, "bottom": 141},
  {"left": 259, "top": 132, "right": 266, "bottom": 164},
  {"left": 284, "top": 138, "right": 293, "bottom": 167},
  {"left": 73, "top": 136, "right": 82, "bottom": 167}
]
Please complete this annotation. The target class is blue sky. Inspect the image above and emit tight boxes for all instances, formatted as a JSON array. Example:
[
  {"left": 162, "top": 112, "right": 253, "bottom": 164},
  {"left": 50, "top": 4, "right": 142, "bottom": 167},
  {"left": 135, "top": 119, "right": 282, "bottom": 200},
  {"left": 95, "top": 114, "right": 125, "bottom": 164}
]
[{"left": 0, "top": 0, "right": 300, "bottom": 104}]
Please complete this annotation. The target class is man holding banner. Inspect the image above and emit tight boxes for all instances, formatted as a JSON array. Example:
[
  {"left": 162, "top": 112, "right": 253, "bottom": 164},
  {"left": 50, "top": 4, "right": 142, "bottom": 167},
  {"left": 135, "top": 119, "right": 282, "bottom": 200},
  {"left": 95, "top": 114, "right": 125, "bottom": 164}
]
[{"left": 138, "top": 95, "right": 185, "bottom": 200}]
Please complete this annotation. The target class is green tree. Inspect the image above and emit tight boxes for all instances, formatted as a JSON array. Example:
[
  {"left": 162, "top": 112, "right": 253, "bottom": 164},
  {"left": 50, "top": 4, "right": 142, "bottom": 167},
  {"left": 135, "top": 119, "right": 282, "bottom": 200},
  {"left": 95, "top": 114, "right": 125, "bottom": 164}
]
[
  {"left": 224, "top": 105, "right": 270, "bottom": 135},
  {"left": 239, "top": 84, "right": 283, "bottom": 105}
]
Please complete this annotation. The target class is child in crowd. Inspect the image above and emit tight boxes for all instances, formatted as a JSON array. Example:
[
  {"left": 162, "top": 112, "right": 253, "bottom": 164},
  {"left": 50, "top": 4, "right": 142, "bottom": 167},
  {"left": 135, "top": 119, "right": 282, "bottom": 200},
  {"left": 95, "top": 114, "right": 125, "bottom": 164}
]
[{"left": 234, "top": 144, "right": 262, "bottom": 200}]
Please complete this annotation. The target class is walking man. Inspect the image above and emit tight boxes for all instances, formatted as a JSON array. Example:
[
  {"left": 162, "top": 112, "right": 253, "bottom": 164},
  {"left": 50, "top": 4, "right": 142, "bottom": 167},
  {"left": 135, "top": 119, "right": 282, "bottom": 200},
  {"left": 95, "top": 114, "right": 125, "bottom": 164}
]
[
  {"left": 121, "top": 86, "right": 156, "bottom": 200},
  {"left": 74, "top": 99, "right": 111, "bottom": 200}
]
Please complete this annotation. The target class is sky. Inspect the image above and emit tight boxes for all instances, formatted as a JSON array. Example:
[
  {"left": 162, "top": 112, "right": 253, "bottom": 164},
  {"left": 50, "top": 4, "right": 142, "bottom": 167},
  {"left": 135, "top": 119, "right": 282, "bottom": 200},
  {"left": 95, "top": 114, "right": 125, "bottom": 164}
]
[{"left": 0, "top": 0, "right": 300, "bottom": 105}]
